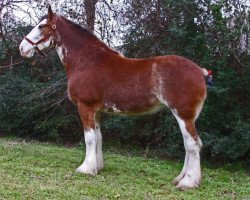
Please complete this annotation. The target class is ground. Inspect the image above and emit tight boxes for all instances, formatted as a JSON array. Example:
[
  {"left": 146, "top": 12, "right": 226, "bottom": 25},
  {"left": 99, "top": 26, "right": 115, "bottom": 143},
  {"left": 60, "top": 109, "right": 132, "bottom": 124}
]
[{"left": 0, "top": 137, "right": 249, "bottom": 200}]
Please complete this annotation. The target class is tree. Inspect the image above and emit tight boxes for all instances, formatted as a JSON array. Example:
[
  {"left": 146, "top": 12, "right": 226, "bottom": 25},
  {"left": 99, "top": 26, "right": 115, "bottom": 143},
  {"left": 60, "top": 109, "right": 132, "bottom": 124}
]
[
  {"left": 0, "top": 0, "right": 31, "bottom": 41},
  {"left": 84, "top": 0, "right": 98, "bottom": 32}
]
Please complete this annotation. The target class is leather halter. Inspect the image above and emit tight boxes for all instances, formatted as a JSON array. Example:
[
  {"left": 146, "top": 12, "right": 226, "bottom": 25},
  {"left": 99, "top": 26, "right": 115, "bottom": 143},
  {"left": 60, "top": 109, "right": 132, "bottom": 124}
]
[{"left": 24, "top": 23, "right": 57, "bottom": 56}]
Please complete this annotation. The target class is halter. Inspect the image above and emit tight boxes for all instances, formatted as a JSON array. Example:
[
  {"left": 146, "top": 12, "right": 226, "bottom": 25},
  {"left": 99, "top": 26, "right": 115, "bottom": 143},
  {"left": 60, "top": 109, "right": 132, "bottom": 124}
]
[{"left": 24, "top": 23, "right": 57, "bottom": 56}]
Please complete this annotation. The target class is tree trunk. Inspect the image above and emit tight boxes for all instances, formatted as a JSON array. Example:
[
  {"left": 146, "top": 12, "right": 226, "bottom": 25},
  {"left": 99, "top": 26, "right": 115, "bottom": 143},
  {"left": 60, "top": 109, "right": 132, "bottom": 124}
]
[{"left": 84, "top": 0, "right": 98, "bottom": 32}]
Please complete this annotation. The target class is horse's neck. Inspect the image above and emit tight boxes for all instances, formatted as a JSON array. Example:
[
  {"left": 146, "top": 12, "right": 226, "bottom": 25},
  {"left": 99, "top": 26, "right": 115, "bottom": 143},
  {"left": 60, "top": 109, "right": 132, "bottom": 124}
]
[
  {"left": 55, "top": 23, "right": 97, "bottom": 74},
  {"left": 55, "top": 19, "right": 121, "bottom": 76}
]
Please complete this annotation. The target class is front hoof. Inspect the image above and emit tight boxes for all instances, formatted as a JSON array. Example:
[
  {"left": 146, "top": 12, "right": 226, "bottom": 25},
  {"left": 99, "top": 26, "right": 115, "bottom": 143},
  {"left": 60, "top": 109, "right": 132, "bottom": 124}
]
[
  {"left": 97, "top": 160, "right": 104, "bottom": 172},
  {"left": 76, "top": 162, "right": 98, "bottom": 176},
  {"left": 176, "top": 175, "right": 200, "bottom": 190}
]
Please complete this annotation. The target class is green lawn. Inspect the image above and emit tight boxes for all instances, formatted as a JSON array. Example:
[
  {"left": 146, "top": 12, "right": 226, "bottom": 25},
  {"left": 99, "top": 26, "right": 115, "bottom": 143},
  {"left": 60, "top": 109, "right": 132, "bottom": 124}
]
[{"left": 0, "top": 137, "right": 249, "bottom": 200}]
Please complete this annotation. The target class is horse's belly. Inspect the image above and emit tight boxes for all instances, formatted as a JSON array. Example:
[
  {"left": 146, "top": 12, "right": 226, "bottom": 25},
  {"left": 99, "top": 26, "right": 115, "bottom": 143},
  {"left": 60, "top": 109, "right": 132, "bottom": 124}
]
[
  {"left": 102, "top": 91, "right": 159, "bottom": 114},
  {"left": 102, "top": 101, "right": 164, "bottom": 115}
]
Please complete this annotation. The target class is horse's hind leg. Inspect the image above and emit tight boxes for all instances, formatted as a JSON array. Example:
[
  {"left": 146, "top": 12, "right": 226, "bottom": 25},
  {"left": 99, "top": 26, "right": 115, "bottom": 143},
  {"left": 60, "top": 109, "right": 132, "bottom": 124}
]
[
  {"left": 171, "top": 110, "right": 202, "bottom": 190},
  {"left": 172, "top": 145, "right": 189, "bottom": 186}
]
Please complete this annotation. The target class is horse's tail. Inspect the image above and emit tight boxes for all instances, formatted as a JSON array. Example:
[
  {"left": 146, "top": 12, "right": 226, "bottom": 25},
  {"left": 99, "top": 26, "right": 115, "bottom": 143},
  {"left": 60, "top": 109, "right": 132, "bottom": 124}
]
[
  {"left": 201, "top": 68, "right": 209, "bottom": 76},
  {"left": 202, "top": 68, "right": 214, "bottom": 86}
]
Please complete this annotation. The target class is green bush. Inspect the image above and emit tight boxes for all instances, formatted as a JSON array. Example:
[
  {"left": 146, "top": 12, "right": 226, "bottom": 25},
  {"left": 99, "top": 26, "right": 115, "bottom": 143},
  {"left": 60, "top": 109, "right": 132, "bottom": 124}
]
[{"left": 0, "top": 65, "right": 82, "bottom": 142}]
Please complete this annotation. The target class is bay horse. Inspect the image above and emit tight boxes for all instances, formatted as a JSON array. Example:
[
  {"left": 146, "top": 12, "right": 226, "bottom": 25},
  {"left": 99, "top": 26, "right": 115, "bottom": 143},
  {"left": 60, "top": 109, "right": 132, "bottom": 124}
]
[{"left": 19, "top": 6, "right": 208, "bottom": 190}]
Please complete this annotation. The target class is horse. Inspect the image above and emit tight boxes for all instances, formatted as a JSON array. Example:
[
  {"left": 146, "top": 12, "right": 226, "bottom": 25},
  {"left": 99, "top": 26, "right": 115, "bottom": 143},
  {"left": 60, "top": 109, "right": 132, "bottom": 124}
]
[{"left": 19, "top": 5, "right": 208, "bottom": 190}]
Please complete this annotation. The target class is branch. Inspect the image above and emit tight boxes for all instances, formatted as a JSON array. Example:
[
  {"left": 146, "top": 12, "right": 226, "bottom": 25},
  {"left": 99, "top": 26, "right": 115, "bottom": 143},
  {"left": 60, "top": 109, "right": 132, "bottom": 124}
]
[
  {"left": 12, "top": 4, "right": 38, "bottom": 24},
  {"left": 0, "top": 59, "right": 24, "bottom": 69},
  {"left": 232, "top": 50, "right": 248, "bottom": 68}
]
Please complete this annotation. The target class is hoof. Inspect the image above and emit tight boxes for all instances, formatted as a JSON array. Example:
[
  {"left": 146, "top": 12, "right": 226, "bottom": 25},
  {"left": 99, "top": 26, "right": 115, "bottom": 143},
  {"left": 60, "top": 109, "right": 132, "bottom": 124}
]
[
  {"left": 172, "top": 173, "right": 185, "bottom": 186},
  {"left": 76, "top": 162, "right": 98, "bottom": 176},
  {"left": 176, "top": 174, "right": 201, "bottom": 190},
  {"left": 97, "top": 163, "right": 104, "bottom": 172},
  {"left": 97, "top": 159, "right": 104, "bottom": 172}
]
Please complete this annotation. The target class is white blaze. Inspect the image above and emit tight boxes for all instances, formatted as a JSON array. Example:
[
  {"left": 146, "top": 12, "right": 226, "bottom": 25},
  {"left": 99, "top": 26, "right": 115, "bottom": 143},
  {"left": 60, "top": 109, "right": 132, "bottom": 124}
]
[{"left": 19, "top": 19, "right": 53, "bottom": 58}]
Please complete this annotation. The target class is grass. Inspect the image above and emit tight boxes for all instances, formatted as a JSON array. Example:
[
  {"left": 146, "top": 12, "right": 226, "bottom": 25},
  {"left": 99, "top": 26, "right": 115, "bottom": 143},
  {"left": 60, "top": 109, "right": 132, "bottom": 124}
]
[{"left": 0, "top": 137, "right": 249, "bottom": 200}]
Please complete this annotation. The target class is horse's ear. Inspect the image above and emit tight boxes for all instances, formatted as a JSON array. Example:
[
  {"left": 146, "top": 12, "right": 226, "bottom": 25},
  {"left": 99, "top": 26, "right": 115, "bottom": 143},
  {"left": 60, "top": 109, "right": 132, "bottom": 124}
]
[{"left": 47, "top": 4, "right": 54, "bottom": 21}]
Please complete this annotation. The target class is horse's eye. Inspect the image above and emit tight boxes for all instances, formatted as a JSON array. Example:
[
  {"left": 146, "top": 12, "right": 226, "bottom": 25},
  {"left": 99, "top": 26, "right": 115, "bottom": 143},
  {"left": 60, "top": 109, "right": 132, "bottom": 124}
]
[{"left": 38, "top": 24, "right": 47, "bottom": 29}]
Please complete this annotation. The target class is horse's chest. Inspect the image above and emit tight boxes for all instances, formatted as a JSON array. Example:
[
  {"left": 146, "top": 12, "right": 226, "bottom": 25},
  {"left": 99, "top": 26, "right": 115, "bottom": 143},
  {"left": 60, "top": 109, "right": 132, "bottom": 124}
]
[{"left": 67, "top": 74, "right": 99, "bottom": 103}]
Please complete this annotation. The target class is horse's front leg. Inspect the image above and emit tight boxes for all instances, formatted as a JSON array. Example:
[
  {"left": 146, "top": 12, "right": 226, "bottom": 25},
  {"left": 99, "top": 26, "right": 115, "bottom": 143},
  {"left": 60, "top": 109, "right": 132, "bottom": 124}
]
[
  {"left": 96, "top": 122, "right": 104, "bottom": 171},
  {"left": 75, "top": 103, "right": 101, "bottom": 175}
]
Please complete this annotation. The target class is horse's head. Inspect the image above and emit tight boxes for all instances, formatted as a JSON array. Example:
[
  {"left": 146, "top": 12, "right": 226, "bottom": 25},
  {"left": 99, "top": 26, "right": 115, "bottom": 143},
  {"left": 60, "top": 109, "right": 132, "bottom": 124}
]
[{"left": 19, "top": 5, "right": 57, "bottom": 57}]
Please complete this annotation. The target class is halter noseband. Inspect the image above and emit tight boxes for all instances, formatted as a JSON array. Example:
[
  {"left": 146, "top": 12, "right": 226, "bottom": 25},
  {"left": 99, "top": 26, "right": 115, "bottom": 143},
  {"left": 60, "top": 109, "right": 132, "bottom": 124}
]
[{"left": 24, "top": 23, "right": 57, "bottom": 56}]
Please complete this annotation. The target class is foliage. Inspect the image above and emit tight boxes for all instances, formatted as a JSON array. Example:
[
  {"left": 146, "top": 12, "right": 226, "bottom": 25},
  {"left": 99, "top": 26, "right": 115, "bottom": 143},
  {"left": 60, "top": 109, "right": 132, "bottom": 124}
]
[{"left": 0, "top": 64, "right": 82, "bottom": 142}]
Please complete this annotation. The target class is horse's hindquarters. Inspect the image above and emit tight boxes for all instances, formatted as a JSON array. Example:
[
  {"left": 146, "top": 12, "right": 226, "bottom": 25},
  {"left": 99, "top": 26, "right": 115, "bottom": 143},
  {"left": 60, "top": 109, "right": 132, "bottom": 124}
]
[{"left": 155, "top": 56, "right": 207, "bottom": 120}]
